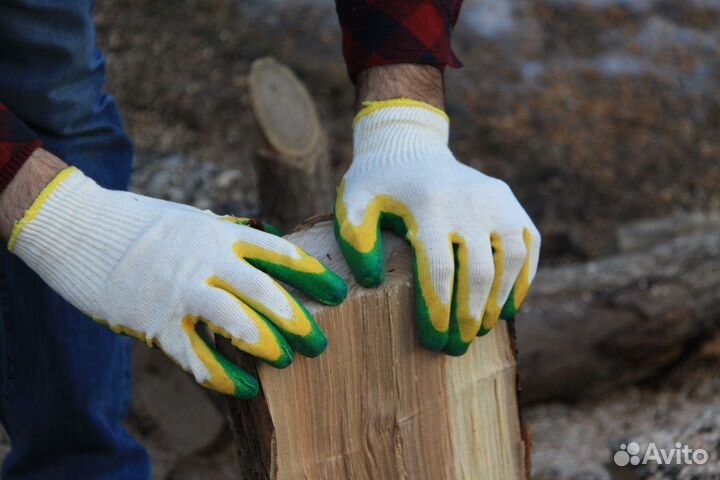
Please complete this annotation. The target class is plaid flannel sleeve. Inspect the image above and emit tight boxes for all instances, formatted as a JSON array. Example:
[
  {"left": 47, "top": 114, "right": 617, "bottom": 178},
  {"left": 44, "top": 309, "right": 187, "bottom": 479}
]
[
  {"left": 0, "top": 103, "right": 42, "bottom": 193},
  {"left": 335, "top": 0, "right": 464, "bottom": 78}
]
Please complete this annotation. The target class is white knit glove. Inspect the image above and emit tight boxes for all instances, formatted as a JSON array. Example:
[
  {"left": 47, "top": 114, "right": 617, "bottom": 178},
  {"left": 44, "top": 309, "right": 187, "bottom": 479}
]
[
  {"left": 9, "top": 167, "right": 346, "bottom": 398},
  {"left": 334, "top": 99, "right": 540, "bottom": 355}
]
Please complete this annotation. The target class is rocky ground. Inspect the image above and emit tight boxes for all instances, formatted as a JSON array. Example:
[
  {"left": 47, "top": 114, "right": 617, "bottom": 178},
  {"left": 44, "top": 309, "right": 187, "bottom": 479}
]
[
  {"left": 2, "top": 0, "right": 719, "bottom": 478},
  {"left": 529, "top": 334, "right": 720, "bottom": 480}
]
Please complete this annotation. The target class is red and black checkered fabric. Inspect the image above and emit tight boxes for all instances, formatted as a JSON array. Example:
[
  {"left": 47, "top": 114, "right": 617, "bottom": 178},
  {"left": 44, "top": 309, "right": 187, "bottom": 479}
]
[
  {"left": 335, "top": 0, "right": 464, "bottom": 78},
  {"left": 0, "top": 103, "right": 42, "bottom": 193}
]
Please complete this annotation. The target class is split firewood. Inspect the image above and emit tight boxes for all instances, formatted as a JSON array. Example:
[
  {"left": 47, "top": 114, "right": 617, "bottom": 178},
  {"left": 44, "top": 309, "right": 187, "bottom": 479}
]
[{"left": 219, "top": 219, "right": 530, "bottom": 480}]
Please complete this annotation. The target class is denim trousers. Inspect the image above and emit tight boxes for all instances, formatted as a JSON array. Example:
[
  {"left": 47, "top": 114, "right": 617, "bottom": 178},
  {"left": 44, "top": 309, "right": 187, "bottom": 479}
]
[{"left": 0, "top": 1, "right": 150, "bottom": 478}]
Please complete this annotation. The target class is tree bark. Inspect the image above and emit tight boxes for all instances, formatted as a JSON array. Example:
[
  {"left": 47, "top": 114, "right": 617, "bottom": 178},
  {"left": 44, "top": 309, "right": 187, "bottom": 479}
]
[
  {"left": 220, "top": 219, "right": 529, "bottom": 480},
  {"left": 248, "top": 57, "right": 333, "bottom": 232}
]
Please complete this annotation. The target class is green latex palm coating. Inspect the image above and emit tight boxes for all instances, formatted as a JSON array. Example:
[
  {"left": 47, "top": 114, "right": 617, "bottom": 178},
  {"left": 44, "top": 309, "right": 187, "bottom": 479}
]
[
  {"left": 261, "top": 223, "right": 282, "bottom": 237},
  {"left": 245, "top": 258, "right": 347, "bottom": 306},
  {"left": 236, "top": 215, "right": 344, "bottom": 356},
  {"left": 243, "top": 258, "right": 336, "bottom": 357},
  {"left": 389, "top": 212, "right": 449, "bottom": 351},
  {"left": 412, "top": 250, "right": 449, "bottom": 351},
  {"left": 333, "top": 217, "right": 386, "bottom": 288},
  {"left": 477, "top": 271, "right": 519, "bottom": 338},
  {"left": 198, "top": 334, "right": 260, "bottom": 399},
  {"left": 334, "top": 208, "right": 525, "bottom": 350},
  {"left": 276, "top": 298, "right": 327, "bottom": 358},
  {"left": 500, "top": 286, "right": 517, "bottom": 320},
  {"left": 444, "top": 244, "right": 471, "bottom": 356},
  {"left": 241, "top": 311, "right": 295, "bottom": 368},
  {"left": 334, "top": 211, "right": 448, "bottom": 351},
  {"left": 380, "top": 212, "right": 409, "bottom": 237},
  {"left": 227, "top": 217, "right": 283, "bottom": 237}
]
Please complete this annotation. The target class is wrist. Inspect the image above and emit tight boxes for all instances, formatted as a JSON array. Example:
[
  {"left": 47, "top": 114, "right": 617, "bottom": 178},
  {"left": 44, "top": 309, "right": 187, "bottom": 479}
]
[
  {"left": 0, "top": 149, "right": 67, "bottom": 241},
  {"left": 351, "top": 100, "right": 452, "bottom": 170},
  {"left": 354, "top": 64, "right": 445, "bottom": 112}
]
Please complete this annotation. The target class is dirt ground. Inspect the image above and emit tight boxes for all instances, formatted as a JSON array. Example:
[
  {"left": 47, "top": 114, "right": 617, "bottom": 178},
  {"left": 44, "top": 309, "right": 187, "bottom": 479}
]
[{"left": 3, "top": 0, "right": 718, "bottom": 479}]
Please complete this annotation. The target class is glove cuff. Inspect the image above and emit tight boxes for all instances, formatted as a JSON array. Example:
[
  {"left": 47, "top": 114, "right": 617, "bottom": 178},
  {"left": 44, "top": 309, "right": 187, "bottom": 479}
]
[
  {"left": 9, "top": 167, "right": 157, "bottom": 315},
  {"left": 351, "top": 99, "right": 452, "bottom": 169}
]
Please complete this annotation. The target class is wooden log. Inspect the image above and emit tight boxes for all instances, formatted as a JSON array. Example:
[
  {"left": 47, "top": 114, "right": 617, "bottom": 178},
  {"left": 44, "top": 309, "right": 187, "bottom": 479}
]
[
  {"left": 248, "top": 57, "right": 333, "bottom": 232},
  {"left": 220, "top": 219, "right": 529, "bottom": 479},
  {"left": 518, "top": 224, "right": 720, "bottom": 404},
  {"left": 615, "top": 211, "right": 720, "bottom": 253}
]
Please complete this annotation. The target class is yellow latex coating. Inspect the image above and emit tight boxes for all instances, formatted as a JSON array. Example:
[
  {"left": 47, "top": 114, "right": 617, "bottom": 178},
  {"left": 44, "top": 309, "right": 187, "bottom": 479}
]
[
  {"left": 208, "top": 274, "right": 311, "bottom": 340},
  {"left": 233, "top": 241, "right": 326, "bottom": 275},
  {"left": 8, "top": 167, "right": 79, "bottom": 252},
  {"left": 353, "top": 98, "right": 449, "bottom": 127},
  {"left": 512, "top": 228, "right": 534, "bottom": 309},
  {"left": 481, "top": 233, "right": 505, "bottom": 331},
  {"left": 450, "top": 234, "right": 484, "bottom": 343},
  {"left": 181, "top": 315, "right": 236, "bottom": 395},
  {"left": 335, "top": 181, "right": 452, "bottom": 332}
]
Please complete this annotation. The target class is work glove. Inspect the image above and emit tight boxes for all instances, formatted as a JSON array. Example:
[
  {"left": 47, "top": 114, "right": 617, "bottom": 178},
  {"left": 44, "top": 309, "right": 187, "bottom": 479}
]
[
  {"left": 9, "top": 167, "right": 347, "bottom": 398},
  {"left": 334, "top": 99, "right": 541, "bottom": 355}
]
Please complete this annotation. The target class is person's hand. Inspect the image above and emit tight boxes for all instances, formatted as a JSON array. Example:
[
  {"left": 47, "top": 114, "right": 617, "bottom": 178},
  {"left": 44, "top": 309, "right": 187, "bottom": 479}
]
[
  {"left": 9, "top": 167, "right": 347, "bottom": 398},
  {"left": 334, "top": 99, "right": 540, "bottom": 355}
]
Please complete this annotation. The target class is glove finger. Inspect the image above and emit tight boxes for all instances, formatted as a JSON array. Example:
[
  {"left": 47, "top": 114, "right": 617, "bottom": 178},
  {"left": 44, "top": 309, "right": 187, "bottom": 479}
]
[
  {"left": 501, "top": 226, "right": 541, "bottom": 317},
  {"left": 409, "top": 232, "right": 454, "bottom": 351},
  {"left": 335, "top": 178, "right": 457, "bottom": 350},
  {"left": 194, "top": 286, "right": 295, "bottom": 368},
  {"left": 333, "top": 180, "right": 386, "bottom": 288},
  {"left": 444, "top": 235, "right": 494, "bottom": 356},
  {"left": 210, "top": 263, "right": 327, "bottom": 358},
  {"left": 233, "top": 227, "right": 347, "bottom": 306},
  {"left": 177, "top": 319, "right": 260, "bottom": 399},
  {"left": 480, "top": 230, "right": 528, "bottom": 334}
]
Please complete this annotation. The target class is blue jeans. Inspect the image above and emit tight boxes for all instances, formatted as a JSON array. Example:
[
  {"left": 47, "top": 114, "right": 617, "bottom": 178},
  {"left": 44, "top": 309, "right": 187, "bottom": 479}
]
[{"left": 0, "top": 1, "right": 150, "bottom": 478}]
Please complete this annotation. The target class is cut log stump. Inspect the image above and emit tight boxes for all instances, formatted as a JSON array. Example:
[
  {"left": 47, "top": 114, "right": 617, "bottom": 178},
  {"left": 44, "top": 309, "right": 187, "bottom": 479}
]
[
  {"left": 220, "top": 219, "right": 529, "bottom": 480},
  {"left": 248, "top": 57, "right": 333, "bottom": 232}
]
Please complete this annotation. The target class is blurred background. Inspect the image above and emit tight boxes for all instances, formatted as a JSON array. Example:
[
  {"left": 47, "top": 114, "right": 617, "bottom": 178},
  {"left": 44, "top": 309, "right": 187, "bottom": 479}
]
[{"left": 7, "top": 0, "right": 719, "bottom": 478}]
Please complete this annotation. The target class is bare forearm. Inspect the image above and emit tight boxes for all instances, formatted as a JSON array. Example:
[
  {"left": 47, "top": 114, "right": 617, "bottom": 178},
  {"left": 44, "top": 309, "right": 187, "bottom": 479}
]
[
  {"left": 0, "top": 149, "right": 67, "bottom": 240},
  {"left": 354, "top": 64, "right": 445, "bottom": 111}
]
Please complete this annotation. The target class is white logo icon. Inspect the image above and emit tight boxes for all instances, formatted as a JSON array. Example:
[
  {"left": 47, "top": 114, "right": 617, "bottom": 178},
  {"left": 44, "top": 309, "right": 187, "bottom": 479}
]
[
  {"left": 613, "top": 441, "right": 709, "bottom": 467},
  {"left": 613, "top": 442, "right": 641, "bottom": 466}
]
